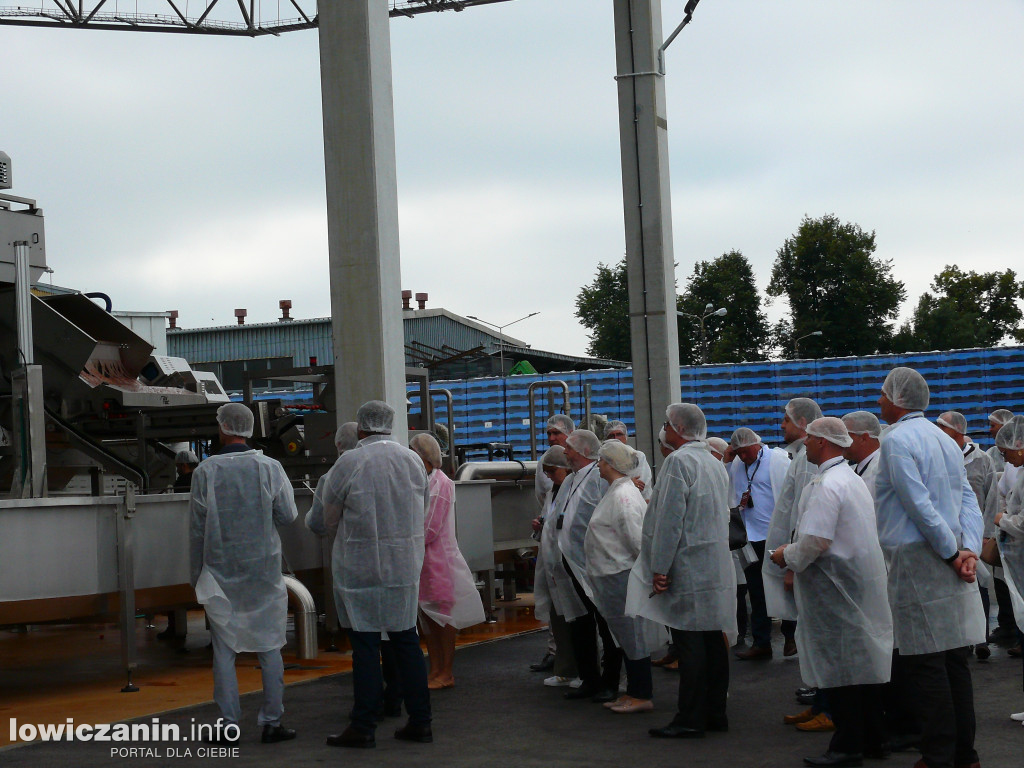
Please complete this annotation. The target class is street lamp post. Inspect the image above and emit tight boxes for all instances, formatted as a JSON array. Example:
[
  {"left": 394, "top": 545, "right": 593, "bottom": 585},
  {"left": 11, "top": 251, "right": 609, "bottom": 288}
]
[
  {"left": 677, "top": 302, "right": 727, "bottom": 364},
  {"left": 467, "top": 312, "right": 539, "bottom": 445},
  {"left": 794, "top": 330, "right": 823, "bottom": 358}
]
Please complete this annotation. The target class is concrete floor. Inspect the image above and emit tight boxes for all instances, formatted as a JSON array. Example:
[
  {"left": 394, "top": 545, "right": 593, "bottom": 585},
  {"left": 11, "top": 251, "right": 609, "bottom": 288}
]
[{"left": 3, "top": 631, "right": 1021, "bottom": 767}]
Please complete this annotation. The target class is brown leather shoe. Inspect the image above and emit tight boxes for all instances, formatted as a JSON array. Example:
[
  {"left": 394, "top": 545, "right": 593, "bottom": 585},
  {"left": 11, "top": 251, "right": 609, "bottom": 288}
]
[
  {"left": 783, "top": 639, "right": 798, "bottom": 657},
  {"left": 652, "top": 651, "right": 678, "bottom": 667},
  {"left": 796, "top": 713, "right": 835, "bottom": 732},
  {"left": 735, "top": 645, "right": 773, "bottom": 661},
  {"left": 784, "top": 707, "right": 816, "bottom": 725}
]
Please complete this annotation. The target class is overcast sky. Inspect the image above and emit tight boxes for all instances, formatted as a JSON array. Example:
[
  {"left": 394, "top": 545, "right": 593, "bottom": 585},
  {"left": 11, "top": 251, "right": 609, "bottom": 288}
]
[{"left": 3, "top": 1, "right": 1023, "bottom": 358}]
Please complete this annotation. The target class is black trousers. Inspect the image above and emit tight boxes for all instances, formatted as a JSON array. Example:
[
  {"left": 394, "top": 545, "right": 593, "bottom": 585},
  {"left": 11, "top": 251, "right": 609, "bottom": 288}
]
[
  {"left": 824, "top": 684, "right": 885, "bottom": 755},
  {"left": 564, "top": 557, "right": 621, "bottom": 692},
  {"left": 347, "top": 628, "right": 431, "bottom": 733},
  {"left": 623, "top": 656, "right": 653, "bottom": 700},
  {"left": 881, "top": 650, "right": 922, "bottom": 740},
  {"left": 901, "top": 646, "right": 978, "bottom": 768},
  {"left": 744, "top": 540, "right": 771, "bottom": 649},
  {"left": 993, "top": 576, "right": 1016, "bottom": 632},
  {"left": 736, "top": 584, "right": 749, "bottom": 640},
  {"left": 671, "top": 629, "right": 729, "bottom": 731}
]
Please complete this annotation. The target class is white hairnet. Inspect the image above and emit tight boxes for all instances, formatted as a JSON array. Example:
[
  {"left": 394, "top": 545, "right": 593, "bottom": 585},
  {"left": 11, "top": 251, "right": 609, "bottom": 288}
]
[
  {"left": 806, "top": 416, "right": 853, "bottom": 448},
  {"left": 604, "top": 420, "right": 628, "bottom": 439},
  {"left": 565, "top": 429, "right": 601, "bottom": 460},
  {"left": 599, "top": 439, "right": 639, "bottom": 475},
  {"left": 842, "top": 410, "right": 882, "bottom": 438},
  {"left": 658, "top": 427, "right": 671, "bottom": 449},
  {"left": 881, "top": 367, "right": 930, "bottom": 411},
  {"left": 729, "top": 427, "right": 761, "bottom": 450},
  {"left": 217, "top": 402, "right": 254, "bottom": 438},
  {"left": 666, "top": 402, "right": 707, "bottom": 441},
  {"left": 335, "top": 422, "right": 359, "bottom": 453},
  {"left": 989, "top": 408, "right": 1014, "bottom": 426},
  {"left": 410, "top": 432, "right": 443, "bottom": 469},
  {"left": 707, "top": 437, "right": 728, "bottom": 457},
  {"left": 540, "top": 444, "right": 571, "bottom": 469},
  {"left": 546, "top": 414, "right": 575, "bottom": 436},
  {"left": 785, "top": 397, "right": 823, "bottom": 428},
  {"left": 357, "top": 400, "right": 394, "bottom": 435},
  {"left": 995, "top": 416, "right": 1024, "bottom": 451},
  {"left": 937, "top": 411, "right": 967, "bottom": 435},
  {"left": 175, "top": 450, "right": 199, "bottom": 465}
]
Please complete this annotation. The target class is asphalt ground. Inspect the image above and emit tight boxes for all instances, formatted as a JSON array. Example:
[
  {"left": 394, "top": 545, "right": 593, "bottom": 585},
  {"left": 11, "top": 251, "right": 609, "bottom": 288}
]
[{"left": 3, "top": 630, "right": 1022, "bottom": 768}]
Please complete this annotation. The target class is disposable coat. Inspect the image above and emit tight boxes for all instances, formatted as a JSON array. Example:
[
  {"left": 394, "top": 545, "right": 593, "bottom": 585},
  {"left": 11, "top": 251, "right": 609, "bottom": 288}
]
[
  {"left": 189, "top": 448, "right": 298, "bottom": 653},
  {"left": 635, "top": 450, "right": 654, "bottom": 502},
  {"left": 626, "top": 441, "right": 737, "bottom": 635},
  {"left": 308, "top": 434, "right": 429, "bottom": 633},
  {"left": 535, "top": 481, "right": 587, "bottom": 622},
  {"left": 963, "top": 445, "right": 999, "bottom": 539},
  {"left": 997, "top": 466, "right": 1024, "bottom": 632},
  {"left": 557, "top": 462, "right": 608, "bottom": 600},
  {"left": 419, "top": 469, "right": 485, "bottom": 629},
  {"left": 875, "top": 413, "right": 986, "bottom": 654},
  {"left": 786, "top": 458, "right": 893, "bottom": 688}
]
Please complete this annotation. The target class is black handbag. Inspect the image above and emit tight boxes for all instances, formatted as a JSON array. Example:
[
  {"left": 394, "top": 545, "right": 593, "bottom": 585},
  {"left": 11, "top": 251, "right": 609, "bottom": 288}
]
[{"left": 728, "top": 506, "right": 748, "bottom": 551}]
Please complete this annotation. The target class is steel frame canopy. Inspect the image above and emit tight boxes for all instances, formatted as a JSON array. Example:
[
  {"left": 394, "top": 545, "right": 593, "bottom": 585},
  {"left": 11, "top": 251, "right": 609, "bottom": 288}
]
[{"left": 0, "top": 1, "right": 512, "bottom": 35}]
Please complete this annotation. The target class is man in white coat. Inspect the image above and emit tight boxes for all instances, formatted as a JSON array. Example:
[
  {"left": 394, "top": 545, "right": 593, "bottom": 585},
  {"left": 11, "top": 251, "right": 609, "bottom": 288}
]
[
  {"left": 875, "top": 368, "right": 985, "bottom": 768},
  {"left": 307, "top": 400, "right": 433, "bottom": 749},
  {"left": 604, "top": 420, "right": 653, "bottom": 501},
  {"left": 771, "top": 417, "right": 893, "bottom": 767},
  {"left": 189, "top": 403, "right": 298, "bottom": 745}
]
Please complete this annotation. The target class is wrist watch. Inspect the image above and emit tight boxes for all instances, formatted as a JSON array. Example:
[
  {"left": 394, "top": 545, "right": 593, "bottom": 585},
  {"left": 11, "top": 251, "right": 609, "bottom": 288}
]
[{"left": 944, "top": 552, "right": 959, "bottom": 565}]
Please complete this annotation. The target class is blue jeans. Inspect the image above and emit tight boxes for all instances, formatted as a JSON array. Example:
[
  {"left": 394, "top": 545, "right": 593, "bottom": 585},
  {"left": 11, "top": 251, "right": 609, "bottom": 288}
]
[{"left": 346, "top": 628, "right": 431, "bottom": 733}]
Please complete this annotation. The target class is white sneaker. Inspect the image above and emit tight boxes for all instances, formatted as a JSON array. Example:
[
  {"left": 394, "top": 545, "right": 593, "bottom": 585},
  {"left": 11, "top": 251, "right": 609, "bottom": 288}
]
[
  {"left": 543, "top": 675, "right": 571, "bottom": 687},
  {"left": 1011, "top": 712, "right": 1024, "bottom": 722},
  {"left": 569, "top": 678, "right": 584, "bottom": 689}
]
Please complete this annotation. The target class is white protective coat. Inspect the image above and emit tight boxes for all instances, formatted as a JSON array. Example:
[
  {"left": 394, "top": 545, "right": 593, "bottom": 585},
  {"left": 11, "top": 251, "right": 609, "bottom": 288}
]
[
  {"left": 190, "top": 449, "right": 298, "bottom": 652},
  {"left": 626, "top": 441, "right": 737, "bottom": 635},
  {"left": 557, "top": 462, "right": 609, "bottom": 602},
  {"left": 997, "top": 466, "right": 1024, "bottom": 632},
  {"left": 785, "top": 459, "right": 893, "bottom": 688},
  {"left": 874, "top": 413, "right": 986, "bottom": 655},
  {"left": 534, "top": 480, "right": 587, "bottom": 622},
  {"left": 307, "top": 434, "right": 430, "bottom": 633},
  {"left": 635, "top": 450, "right": 654, "bottom": 502}
]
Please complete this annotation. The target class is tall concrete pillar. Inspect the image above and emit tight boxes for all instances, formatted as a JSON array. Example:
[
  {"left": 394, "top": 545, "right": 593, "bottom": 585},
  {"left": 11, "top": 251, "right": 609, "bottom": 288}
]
[
  {"left": 318, "top": 1, "right": 409, "bottom": 444},
  {"left": 613, "top": 0, "right": 681, "bottom": 471}
]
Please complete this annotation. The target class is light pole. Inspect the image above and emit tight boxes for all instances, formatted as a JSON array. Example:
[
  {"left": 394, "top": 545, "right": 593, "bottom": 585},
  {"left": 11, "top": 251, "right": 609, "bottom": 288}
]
[
  {"left": 677, "top": 302, "right": 727, "bottom": 364},
  {"left": 467, "top": 312, "right": 539, "bottom": 445},
  {"left": 794, "top": 330, "right": 823, "bottom": 358}
]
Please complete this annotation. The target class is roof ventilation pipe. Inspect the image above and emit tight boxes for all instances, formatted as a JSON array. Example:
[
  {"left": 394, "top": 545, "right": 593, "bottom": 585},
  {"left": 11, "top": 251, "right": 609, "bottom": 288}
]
[
  {"left": 415, "top": 292, "right": 428, "bottom": 310},
  {"left": 401, "top": 290, "right": 413, "bottom": 311},
  {"left": 279, "top": 299, "right": 293, "bottom": 322},
  {"left": 234, "top": 308, "right": 246, "bottom": 325}
]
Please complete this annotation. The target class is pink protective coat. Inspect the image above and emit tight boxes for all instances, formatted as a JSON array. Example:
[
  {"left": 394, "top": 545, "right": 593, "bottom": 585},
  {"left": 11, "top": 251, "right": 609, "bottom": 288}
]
[{"left": 418, "top": 470, "right": 485, "bottom": 629}]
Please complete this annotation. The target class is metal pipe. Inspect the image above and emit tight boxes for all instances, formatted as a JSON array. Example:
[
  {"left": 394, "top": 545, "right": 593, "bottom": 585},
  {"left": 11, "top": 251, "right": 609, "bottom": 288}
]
[
  {"left": 282, "top": 574, "right": 318, "bottom": 660},
  {"left": 527, "top": 380, "right": 570, "bottom": 460},
  {"left": 454, "top": 460, "right": 537, "bottom": 483},
  {"left": 430, "top": 388, "right": 456, "bottom": 475},
  {"left": 14, "top": 242, "right": 33, "bottom": 365}
]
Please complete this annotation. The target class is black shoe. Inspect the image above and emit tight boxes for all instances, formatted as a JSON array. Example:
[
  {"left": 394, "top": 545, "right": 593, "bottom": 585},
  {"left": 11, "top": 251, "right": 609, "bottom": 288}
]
[
  {"left": 591, "top": 688, "right": 618, "bottom": 703},
  {"left": 803, "top": 751, "right": 863, "bottom": 767},
  {"left": 649, "top": 721, "right": 705, "bottom": 738},
  {"left": 530, "top": 653, "right": 555, "bottom": 672},
  {"left": 989, "top": 625, "right": 1016, "bottom": 644},
  {"left": 326, "top": 726, "right": 375, "bottom": 748},
  {"left": 974, "top": 643, "right": 991, "bottom": 661},
  {"left": 564, "top": 685, "right": 599, "bottom": 700},
  {"left": 735, "top": 645, "right": 773, "bottom": 661},
  {"left": 863, "top": 744, "right": 891, "bottom": 760},
  {"left": 261, "top": 724, "right": 296, "bottom": 744},
  {"left": 705, "top": 717, "right": 729, "bottom": 732},
  {"left": 394, "top": 722, "right": 433, "bottom": 743},
  {"left": 797, "top": 692, "right": 817, "bottom": 706},
  {"left": 795, "top": 686, "right": 817, "bottom": 698},
  {"left": 201, "top": 730, "right": 240, "bottom": 746},
  {"left": 887, "top": 733, "right": 920, "bottom": 753}
]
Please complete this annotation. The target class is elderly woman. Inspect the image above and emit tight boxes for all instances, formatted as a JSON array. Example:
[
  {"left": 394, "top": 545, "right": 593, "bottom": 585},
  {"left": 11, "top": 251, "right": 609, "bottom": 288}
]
[
  {"left": 410, "top": 433, "right": 485, "bottom": 689},
  {"left": 993, "top": 416, "right": 1024, "bottom": 725},
  {"left": 585, "top": 439, "right": 656, "bottom": 713}
]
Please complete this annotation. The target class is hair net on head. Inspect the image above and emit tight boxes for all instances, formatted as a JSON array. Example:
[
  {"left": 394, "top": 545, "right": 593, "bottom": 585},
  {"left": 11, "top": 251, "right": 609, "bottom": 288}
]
[
  {"left": 881, "top": 367, "right": 930, "bottom": 411},
  {"left": 729, "top": 427, "right": 761, "bottom": 450},
  {"left": 937, "top": 411, "right": 967, "bottom": 435},
  {"left": 599, "top": 439, "right": 639, "bottom": 475},
  {"left": 217, "top": 403, "right": 254, "bottom": 438},
  {"left": 706, "top": 437, "right": 728, "bottom": 457},
  {"left": 989, "top": 408, "right": 1014, "bottom": 426},
  {"left": 995, "top": 416, "right": 1024, "bottom": 452},
  {"left": 175, "top": 450, "right": 199, "bottom": 465},
  {"left": 806, "top": 417, "right": 853, "bottom": 448},
  {"left": 546, "top": 414, "right": 575, "bottom": 436},
  {"left": 565, "top": 429, "right": 601, "bottom": 460},
  {"left": 410, "top": 432, "right": 443, "bottom": 469},
  {"left": 335, "top": 422, "right": 359, "bottom": 453},
  {"left": 666, "top": 403, "right": 707, "bottom": 441},
  {"left": 604, "top": 420, "right": 628, "bottom": 439},
  {"left": 658, "top": 427, "right": 671, "bottom": 449},
  {"left": 540, "top": 444, "right": 571, "bottom": 470},
  {"left": 432, "top": 422, "right": 450, "bottom": 451},
  {"left": 357, "top": 400, "right": 395, "bottom": 435},
  {"left": 842, "top": 410, "right": 882, "bottom": 438},
  {"left": 785, "top": 397, "right": 823, "bottom": 428}
]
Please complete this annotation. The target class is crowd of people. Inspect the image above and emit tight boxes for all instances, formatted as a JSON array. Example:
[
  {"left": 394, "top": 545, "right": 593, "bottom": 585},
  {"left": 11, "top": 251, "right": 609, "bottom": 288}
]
[{"left": 184, "top": 366, "right": 1024, "bottom": 767}]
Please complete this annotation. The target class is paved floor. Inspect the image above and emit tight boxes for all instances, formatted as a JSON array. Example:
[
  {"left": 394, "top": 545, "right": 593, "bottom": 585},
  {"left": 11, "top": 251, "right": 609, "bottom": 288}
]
[{"left": 4, "top": 631, "right": 1021, "bottom": 767}]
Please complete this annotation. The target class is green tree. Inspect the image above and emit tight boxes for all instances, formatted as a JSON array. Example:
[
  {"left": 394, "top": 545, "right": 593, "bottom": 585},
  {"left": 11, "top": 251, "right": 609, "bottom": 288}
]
[
  {"left": 768, "top": 214, "right": 905, "bottom": 358},
  {"left": 889, "top": 266, "right": 1024, "bottom": 352},
  {"left": 575, "top": 258, "right": 632, "bottom": 361},
  {"left": 677, "top": 250, "right": 770, "bottom": 364}
]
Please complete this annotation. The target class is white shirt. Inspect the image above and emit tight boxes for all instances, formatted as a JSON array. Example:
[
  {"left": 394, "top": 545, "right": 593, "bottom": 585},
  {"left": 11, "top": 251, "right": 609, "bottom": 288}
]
[{"left": 729, "top": 445, "right": 785, "bottom": 541}]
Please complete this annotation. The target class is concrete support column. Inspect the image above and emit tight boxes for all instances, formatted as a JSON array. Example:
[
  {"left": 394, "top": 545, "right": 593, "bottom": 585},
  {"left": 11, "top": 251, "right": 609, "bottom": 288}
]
[
  {"left": 318, "top": 1, "right": 409, "bottom": 444},
  {"left": 613, "top": 0, "right": 681, "bottom": 471}
]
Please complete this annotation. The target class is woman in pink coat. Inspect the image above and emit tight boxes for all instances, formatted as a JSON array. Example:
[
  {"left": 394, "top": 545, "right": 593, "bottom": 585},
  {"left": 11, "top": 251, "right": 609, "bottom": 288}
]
[{"left": 410, "top": 433, "right": 485, "bottom": 689}]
